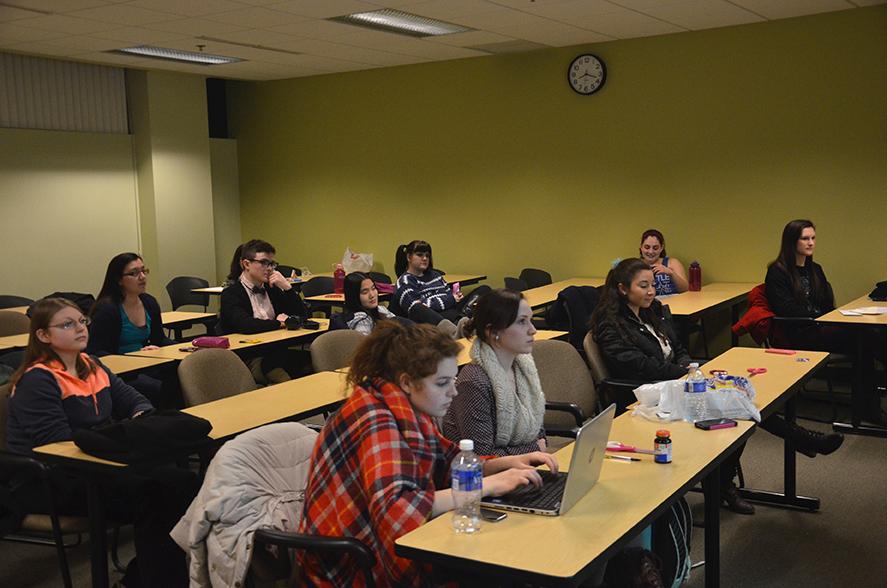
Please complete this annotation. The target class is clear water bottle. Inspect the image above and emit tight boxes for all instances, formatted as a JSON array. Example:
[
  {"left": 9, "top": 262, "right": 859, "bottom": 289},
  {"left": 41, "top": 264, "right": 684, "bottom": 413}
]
[
  {"left": 684, "top": 362, "right": 707, "bottom": 423},
  {"left": 451, "top": 439, "right": 483, "bottom": 534}
]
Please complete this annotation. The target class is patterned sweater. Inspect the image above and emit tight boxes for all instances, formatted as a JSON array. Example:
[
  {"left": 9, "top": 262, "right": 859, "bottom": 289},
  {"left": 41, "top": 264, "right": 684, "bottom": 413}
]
[
  {"left": 395, "top": 270, "right": 455, "bottom": 314},
  {"left": 298, "top": 378, "right": 460, "bottom": 587}
]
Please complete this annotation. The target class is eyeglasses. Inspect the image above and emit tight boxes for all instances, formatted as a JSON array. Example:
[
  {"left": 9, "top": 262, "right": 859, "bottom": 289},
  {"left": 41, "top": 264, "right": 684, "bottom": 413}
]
[
  {"left": 411, "top": 252, "right": 430, "bottom": 259},
  {"left": 48, "top": 317, "right": 91, "bottom": 330},
  {"left": 122, "top": 267, "right": 150, "bottom": 278},
  {"left": 247, "top": 258, "right": 279, "bottom": 270}
]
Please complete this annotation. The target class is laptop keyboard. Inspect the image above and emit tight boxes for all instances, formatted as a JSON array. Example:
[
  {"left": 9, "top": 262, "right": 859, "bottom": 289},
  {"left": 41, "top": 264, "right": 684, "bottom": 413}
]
[{"left": 498, "top": 470, "right": 567, "bottom": 510}]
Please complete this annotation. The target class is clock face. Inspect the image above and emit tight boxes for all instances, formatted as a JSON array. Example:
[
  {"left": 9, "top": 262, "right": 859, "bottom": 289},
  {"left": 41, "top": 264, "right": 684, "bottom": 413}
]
[{"left": 568, "top": 54, "right": 606, "bottom": 95}]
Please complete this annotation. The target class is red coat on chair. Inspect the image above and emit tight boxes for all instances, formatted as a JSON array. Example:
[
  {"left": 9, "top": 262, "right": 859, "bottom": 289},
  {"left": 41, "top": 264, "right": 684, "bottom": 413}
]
[{"left": 732, "top": 284, "right": 774, "bottom": 345}]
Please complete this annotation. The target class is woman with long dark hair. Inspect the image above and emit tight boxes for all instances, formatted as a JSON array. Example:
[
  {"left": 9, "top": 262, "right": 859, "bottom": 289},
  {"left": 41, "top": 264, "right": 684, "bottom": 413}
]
[
  {"left": 330, "top": 272, "right": 399, "bottom": 334},
  {"left": 89, "top": 252, "right": 173, "bottom": 407},
  {"left": 638, "top": 229, "right": 688, "bottom": 295},
  {"left": 444, "top": 289, "right": 548, "bottom": 455}
]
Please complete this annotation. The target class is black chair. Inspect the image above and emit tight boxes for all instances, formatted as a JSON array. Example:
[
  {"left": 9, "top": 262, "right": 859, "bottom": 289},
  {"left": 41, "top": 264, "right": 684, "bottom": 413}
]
[
  {"left": 301, "top": 276, "right": 336, "bottom": 317},
  {"left": 504, "top": 277, "right": 529, "bottom": 292},
  {"left": 166, "top": 277, "right": 210, "bottom": 311},
  {"left": 367, "top": 272, "right": 392, "bottom": 284},
  {"left": 0, "top": 295, "right": 33, "bottom": 310},
  {"left": 250, "top": 528, "right": 376, "bottom": 587},
  {"left": 519, "top": 268, "right": 552, "bottom": 289},
  {"left": 276, "top": 265, "right": 300, "bottom": 279}
]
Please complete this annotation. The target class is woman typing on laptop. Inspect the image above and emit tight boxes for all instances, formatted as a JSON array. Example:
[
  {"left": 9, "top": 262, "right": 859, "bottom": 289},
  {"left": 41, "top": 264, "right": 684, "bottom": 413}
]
[{"left": 298, "top": 322, "right": 557, "bottom": 587}]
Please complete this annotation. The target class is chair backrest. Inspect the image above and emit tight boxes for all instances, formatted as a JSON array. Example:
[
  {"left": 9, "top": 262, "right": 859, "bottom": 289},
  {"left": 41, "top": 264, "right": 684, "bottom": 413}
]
[
  {"left": 532, "top": 339, "right": 598, "bottom": 430},
  {"left": 367, "top": 271, "right": 392, "bottom": 284},
  {"left": 582, "top": 331, "right": 611, "bottom": 386},
  {"left": 504, "top": 277, "right": 529, "bottom": 292},
  {"left": 166, "top": 276, "right": 210, "bottom": 311},
  {"left": 0, "top": 311, "right": 30, "bottom": 337},
  {"left": 519, "top": 268, "right": 552, "bottom": 289},
  {"left": 310, "top": 330, "right": 365, "bottom": 372},
  {"left": 0, "top": 295, "right": 33, "bottom": 310},
  {"left": 177, "top": 348, "right": 258, "bottom": 407},
  {"left": 301, "top": 276, "right": 335, "bottom": 297}
]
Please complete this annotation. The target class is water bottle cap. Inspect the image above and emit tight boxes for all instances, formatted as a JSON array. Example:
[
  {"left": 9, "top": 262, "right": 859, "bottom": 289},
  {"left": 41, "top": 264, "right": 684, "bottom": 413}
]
[
  {"left": 459, "top": 439, "right": 474, "bottom": 452},
  {"left": 656, "top": 429, "right": 670, "bottom": 438}
]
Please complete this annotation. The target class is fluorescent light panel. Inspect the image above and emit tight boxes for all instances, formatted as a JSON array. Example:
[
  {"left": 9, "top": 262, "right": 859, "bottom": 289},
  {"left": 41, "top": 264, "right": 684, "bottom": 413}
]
[
  {"left": 111, "top": 45, "right": 242, "bottom": 66},
  {"left": 330, "top": 9, "right": 472, "bottom": 38}
]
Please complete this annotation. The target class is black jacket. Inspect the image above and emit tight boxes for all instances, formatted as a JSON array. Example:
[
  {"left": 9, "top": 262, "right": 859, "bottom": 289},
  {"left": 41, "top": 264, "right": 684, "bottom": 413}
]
[
  {"left": 764, "top": 261, "right": 834, "bottom": 319},
  {"left": 87, "top": 293, "right": 172, "bottom": 356},
  {"left": 593, "top": 300, "right": 690, "bottom": 382},
  {"left": 219, "top": 281, "right": 307, "bottom": 334}
]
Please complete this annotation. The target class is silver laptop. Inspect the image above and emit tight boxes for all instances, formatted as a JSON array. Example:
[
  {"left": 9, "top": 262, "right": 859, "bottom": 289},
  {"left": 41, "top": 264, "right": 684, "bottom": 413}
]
[{"left": 481, "top": 403, "right": 616, "bottom": 516}]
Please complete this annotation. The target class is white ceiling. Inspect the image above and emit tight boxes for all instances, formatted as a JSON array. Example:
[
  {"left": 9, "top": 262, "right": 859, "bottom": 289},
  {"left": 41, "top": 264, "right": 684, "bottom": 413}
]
[{"left": 0, "top": 0, "right": 881, "bottom": 80}]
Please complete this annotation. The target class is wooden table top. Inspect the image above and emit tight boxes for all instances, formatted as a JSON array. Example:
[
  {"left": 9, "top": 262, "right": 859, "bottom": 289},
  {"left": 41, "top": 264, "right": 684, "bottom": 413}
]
[
  {"left": 0, "top": 333, "right": 28, "bottom": 349},
  {"left": 183, "top": 370, "right": 348, "bottom": 440},
  {"left": 523, "top": 278, "right": 605, "bottom": 310},
  {"left": 657, "top": 282, "right": 757, "bottom": 317},
  {"left": 4, "top": 305, "right": 29, "bottom": 314},
  {"left": 701, "top": 347, "right": 829, "bottom": 413},
  {"left": 99, "top": 354, "right": 174, "bottom": 376},
  {"left": 125, "top": 319, "right": 330, "bottom": 360},
  {"left": 816, "top": 295, "right": 887, "bottom": 326},
  {"left": 161, "top": 311, "right": 216, "bottom": 327},
  {"left": 396, "top": 408, "right": 752, "bottom": 581}
]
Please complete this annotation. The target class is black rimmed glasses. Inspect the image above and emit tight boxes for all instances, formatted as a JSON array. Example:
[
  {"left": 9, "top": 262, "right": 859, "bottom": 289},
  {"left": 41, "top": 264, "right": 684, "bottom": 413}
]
[
  {"left": 247, "top": 258, "right": 279, "bottom": 270},
  {"left": 122, "top": 267, "right": 150, "bottom": 278},
  {"left": 48, "top": 317, "right": 91, "bottom": 331}
]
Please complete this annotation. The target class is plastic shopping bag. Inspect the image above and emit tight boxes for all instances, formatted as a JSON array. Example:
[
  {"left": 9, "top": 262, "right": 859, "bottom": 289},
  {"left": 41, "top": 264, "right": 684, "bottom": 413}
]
[
  {"left": 631, "top": 375, "right": 760, "bottom": 423},
  {"left": 342, "top": 247, "right": 373, "bottom": 274}
]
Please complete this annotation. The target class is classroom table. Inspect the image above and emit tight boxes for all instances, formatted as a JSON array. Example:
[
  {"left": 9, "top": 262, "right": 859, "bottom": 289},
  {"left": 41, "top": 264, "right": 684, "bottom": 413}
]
[
  {"left": 523, "top": 278, "right": 605, "bottom": 310},
  {"left": 397, "top": 408, "right": 753, "bottom": 587},
  {"left": 0, "top": 332, "right": 28, "bottom": 349},
  {"left": 4, "top": 305, "right": 29, "bottom": 314},
  {"left": 659, "top": 282, "right": 757, "bottom": 346},
  {"left": 99, "top": 354, "right": 174, "bottom": 376},
  {"left": 190, "top": 272, "right": 338, "bottom": 295},
  {"left": 817, "top": 295, "right": 887, "bottom": 438},
  {"left": 32, "top": 369, "right": 349, "bottom": 588},
  {"left": 161, "top": 310, "right": 215, "bottom": 327},
  {"left": 701, "top": 347, "right": 829, "bottom": 510},
  {"left": 124, "top": 318, "right": 330, "bottom": 361}
]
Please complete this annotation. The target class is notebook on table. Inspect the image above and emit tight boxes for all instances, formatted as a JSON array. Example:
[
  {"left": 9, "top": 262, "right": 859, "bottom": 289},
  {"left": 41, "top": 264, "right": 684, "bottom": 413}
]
[{"left": 481, "top": 403, "right": 616, "bottom": 517}]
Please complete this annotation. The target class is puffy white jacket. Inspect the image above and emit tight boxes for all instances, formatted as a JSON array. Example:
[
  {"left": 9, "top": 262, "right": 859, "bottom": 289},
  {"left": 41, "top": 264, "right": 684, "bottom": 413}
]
[{"left": 171, "top": 423, "right": 318, "bottom": 588}]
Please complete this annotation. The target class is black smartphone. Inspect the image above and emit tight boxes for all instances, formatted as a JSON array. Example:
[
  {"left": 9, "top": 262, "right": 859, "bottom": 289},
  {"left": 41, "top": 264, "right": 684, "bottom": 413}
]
[
  {"left": 694, "top": 418, "right": 738, "bottom": 431},
  {"left": 302, "top": 319, "right": 321, "bottom": 330},
  {"left": 178, "top": 347, "right": 198, "bottom": 353},
  {"left": 480, "top": 507, "right": 507, "bottom": 522}
]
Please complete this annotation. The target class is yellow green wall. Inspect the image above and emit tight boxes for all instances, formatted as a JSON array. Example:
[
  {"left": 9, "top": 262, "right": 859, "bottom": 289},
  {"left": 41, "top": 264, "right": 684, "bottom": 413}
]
[{"left": 230, "top": 6, "right": 886, "bottom": 309}]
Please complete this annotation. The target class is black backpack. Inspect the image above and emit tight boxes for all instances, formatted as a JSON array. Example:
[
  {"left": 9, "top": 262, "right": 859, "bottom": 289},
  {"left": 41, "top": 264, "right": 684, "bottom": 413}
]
[{"left": 545, "top": 285, "right": 601, "bottom": 349}]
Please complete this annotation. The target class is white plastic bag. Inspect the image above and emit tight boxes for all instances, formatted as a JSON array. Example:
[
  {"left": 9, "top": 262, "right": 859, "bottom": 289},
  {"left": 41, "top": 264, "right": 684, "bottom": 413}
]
[
  {"left": 342, "top": 247, "right": 373, "bottom": 274},
  {"left": 631, "top": 376, "right": 760, "bottom": 423}
]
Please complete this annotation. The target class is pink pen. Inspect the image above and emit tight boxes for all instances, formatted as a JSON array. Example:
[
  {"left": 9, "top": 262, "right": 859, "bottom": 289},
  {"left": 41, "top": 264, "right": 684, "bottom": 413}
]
[{"left": 607, "top": 441, "right": 655, "bottom": 455}]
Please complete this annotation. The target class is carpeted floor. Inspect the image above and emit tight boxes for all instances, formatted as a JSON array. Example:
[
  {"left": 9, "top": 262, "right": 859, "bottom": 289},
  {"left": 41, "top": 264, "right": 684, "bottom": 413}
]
[{"left": 2, "top": 387, "right": 885, "bottom": 587}]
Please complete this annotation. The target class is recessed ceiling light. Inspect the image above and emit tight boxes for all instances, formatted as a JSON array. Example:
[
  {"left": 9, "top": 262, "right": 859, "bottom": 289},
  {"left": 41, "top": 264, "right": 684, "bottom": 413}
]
[
  {"left": 110, "top": 45, "right": 242, "bottom": 66},
  {"left": 330, "top": 9, "right": 472, "bottom": 38}
]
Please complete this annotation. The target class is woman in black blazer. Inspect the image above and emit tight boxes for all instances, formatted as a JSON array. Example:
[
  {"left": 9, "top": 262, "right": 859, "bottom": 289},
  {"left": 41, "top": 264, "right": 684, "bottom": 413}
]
[
  {"left": 220, "top": 239, "right": 308, "bottom": 382},
  {"left": 89, "top": 252, "right": 174, "bottom": 407}
]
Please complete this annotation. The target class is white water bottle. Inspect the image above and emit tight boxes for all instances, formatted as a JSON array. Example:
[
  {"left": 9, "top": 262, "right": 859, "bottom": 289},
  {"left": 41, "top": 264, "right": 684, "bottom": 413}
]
[
  {"left": 684, "top": 362, "right": 707, "bottom": 423},
  {"left": 451, "top": 439, "right": 483, "bottom": 534}
]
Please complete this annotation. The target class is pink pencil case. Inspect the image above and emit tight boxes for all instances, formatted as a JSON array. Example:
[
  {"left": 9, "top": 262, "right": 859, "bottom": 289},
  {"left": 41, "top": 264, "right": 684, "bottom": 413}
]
[
  {"left": 376, "top": 283, "right": 395, "bottom": 294},
  {"left": 192, "top": 336, "right": 230, "bottom": 349}
]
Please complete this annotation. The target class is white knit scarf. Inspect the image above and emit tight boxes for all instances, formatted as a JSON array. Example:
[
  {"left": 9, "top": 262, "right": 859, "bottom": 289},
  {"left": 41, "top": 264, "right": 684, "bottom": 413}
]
[{"left": 470, "top": 339, "right": 545, "bottom": 446}]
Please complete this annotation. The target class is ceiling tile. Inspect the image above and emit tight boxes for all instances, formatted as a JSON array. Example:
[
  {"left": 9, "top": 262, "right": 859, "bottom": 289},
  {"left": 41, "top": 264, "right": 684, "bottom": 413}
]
[
  {"left": 46, "top": 34, "right": 126, "bottom": 51},
  {"left": 67, "top": 5, "right": 178, "bottom": 25},
  {"left": 640, "top": 0, "right": 764, "bottom": 30},
  {"left": 457, "top": 7, "right": 564, "bottom": 33},
  {"left": 722, "top": 0, "right": 854, "bottom": 19},
  {"left": 203, "top": 6, "right": 309, "bottom": 27},
  {"left": 0, "top": 5, "right": 48, "bottom": 22},
  {"left": 407, "top": 0, "right": 501, "bottom": 20},
  {"left": 92, "top": 26, "right": 190, "bottom": 44},
  {"left": 568, "top": 8, "right": 686, "bottom": 37},
  {"left": 9, "top": 14, "right": 121, "bottom": 34},
  {"left": 76, "top": 50, "right": 159, "bottom": 67},
  {"left": 493, "top": 21, "right": 613, "bottom": 46},
  {"left": 0, "top": 22, "right": 68, "bottom": 42},
  {"left": 198, "top": 28, "right": 300, "bottom": 46},
  {"left": 145, "top": 17, "right": 249, "bottom": 36},
  {"left": 265, "top": 18, "right": 362, "bottom": 39},
  {"left": 423, "top": 29, "right": 515, "bottom": 47},
  {"left": 524, "top": 0, "right": 635, "bottom": 21},
  {"left": 1, "top": 41, "right": 83, "bottom": 56},
  {"left": 124, "top": 0, "right": 247, "bottom": 18},
  {"left": 3, "top": 1, "right": 114, "bottom": 13},
  {"left": 267, "top": 0, "right": 381, "bottom": 19}
]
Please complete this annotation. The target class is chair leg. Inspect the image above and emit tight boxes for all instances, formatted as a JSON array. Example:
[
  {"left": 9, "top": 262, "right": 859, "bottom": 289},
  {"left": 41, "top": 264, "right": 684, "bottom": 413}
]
[
  {"left": 700, "top": 318, "right": 710, "bottom": 359},
  {"left": 826, "top": 370, "right": 837, "bottom": 423},
  {"left": 47, "top": 505, "right": 74, "bottom": 588},
  {"left": 110, "top": 525, "right": 126, "bottom": 573}
]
